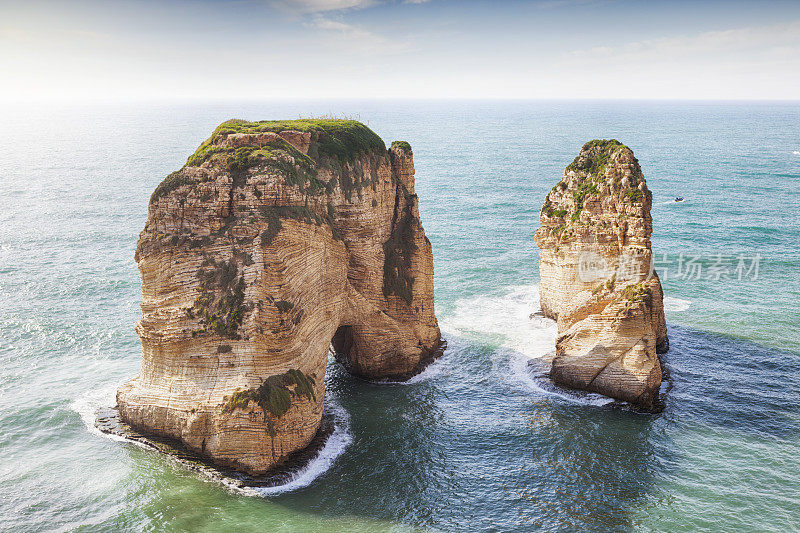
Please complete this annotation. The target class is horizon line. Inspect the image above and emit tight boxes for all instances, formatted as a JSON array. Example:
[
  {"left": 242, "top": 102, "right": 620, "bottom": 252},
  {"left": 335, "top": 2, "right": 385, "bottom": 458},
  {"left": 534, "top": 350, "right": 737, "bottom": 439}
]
[{"left": 3, "top": 96, "right": 800, "bottom": 106}]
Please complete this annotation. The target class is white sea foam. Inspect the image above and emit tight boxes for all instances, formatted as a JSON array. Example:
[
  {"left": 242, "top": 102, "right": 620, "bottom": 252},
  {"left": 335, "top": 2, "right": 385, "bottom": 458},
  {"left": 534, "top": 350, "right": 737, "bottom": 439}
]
[
  {"left": 792, "top": 150, "right": 800, "bottom": 155},
  {"left": 370, "top": 349, "right": 448, "bottom": 386},
  {"left": 664, "top": 296, "right": 691, "bottom": 312},
  {"left": 405, "top": 355, "right": 446, "bottom": 384},
  {"left": 441, "top": 284, "right": 614, "bottom": 407},
  {"left": 71, "top": 380, "right": 130, "bottom": 443},
  {"left": 254, "top": 396, "right": 352, "bottom": 496},
  {"left": 72, "top": 379, "right": 353, "bottom": 496},
  {"left": 440, "top": 284, "right": 557, "bottom": 358},
  {"left": 507, "top": 353, "right": 615, "bottom": 407}
]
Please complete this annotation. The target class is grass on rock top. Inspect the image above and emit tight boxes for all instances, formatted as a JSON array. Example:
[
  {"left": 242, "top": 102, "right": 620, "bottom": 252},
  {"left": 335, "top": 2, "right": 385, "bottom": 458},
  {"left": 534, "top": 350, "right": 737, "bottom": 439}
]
[
  {"left": 150, "top": 119, "right": 386, "bottom": 204},
  {"left": 541, "top": 139, "right": 644, "bottom": 222},
  {"left": 391, "top": 140, "right": 412, "bottom": 152},
  {"left": 566, "top": 139, "right": 627, "bottom": 178},
  {"left": 199, "top": 118, "right": 385, "bottom": 164}
]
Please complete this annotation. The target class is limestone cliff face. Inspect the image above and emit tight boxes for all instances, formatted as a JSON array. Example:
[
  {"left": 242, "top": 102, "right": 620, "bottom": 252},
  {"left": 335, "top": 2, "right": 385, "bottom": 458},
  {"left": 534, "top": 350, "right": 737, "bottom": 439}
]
[
  {"left": 117, "top": 120, "right": 442, "bottom": 475},
  {"left": 534, "top": 140, "right": 668, "bottom": 409}
]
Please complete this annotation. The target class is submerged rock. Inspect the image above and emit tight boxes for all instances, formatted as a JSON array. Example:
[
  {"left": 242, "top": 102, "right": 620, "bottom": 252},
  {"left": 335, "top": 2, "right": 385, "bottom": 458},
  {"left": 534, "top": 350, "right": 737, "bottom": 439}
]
[
  {"left": 117, "top": 119, "right": 442, "bottom": 475},
  {"left": 534, "top": 140, "right": 668, "bottom": 409}
]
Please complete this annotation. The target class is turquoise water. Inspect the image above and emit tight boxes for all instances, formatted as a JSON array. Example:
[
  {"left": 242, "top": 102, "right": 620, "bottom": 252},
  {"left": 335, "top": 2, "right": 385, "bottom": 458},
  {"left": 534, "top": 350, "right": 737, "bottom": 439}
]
[{"left": 1, "top": 101, "right": 799, "bottom": 532}]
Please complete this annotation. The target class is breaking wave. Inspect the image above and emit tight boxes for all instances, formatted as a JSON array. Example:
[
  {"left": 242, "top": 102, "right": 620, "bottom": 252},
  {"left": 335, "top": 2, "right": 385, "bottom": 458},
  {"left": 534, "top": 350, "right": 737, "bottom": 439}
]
[
  {"left": 440, "top": 284, "right": 614, "bottom": 407},
  {"left": 664, "top": 296, "right": 691, "bottom": 312},
  {"left": 254, "top": 397, "right": 352, "bottom": 496}
]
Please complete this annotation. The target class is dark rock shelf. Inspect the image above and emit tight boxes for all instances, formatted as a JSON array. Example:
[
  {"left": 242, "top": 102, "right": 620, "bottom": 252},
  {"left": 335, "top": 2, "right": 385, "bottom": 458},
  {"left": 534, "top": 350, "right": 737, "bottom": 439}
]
[{"left": 95, "top": 407, "right": 335, "bottom": 493}]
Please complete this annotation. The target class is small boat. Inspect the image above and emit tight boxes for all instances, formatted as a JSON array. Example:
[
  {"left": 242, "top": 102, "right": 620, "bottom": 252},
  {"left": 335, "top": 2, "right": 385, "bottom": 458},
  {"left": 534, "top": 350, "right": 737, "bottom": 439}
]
[{"left": 675, "top": 197, "right": 684, "bottom": 202}]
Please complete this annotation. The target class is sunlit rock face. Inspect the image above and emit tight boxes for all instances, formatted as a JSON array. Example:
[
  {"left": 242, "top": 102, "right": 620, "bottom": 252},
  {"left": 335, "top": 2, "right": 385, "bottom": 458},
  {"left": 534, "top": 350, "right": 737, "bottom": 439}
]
[
  {"left": 534, "top": 140, "right": 668, "bottom": 409},
  {"left": 117, "top": 120, "right": 442, "bottom": 475}
]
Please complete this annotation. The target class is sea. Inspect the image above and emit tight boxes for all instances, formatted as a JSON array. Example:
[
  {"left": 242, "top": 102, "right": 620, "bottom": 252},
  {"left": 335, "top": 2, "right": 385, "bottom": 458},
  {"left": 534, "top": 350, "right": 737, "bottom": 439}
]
[{"left": 1, "top": 100, "right": 799, "bottom": 532}]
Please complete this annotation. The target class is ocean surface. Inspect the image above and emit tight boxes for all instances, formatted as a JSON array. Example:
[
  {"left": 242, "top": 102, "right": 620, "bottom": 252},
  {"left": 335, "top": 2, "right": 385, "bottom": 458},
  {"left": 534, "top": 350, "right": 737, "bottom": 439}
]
[{"left": 1, "top": 100, "right": 799, "bottom": 532}]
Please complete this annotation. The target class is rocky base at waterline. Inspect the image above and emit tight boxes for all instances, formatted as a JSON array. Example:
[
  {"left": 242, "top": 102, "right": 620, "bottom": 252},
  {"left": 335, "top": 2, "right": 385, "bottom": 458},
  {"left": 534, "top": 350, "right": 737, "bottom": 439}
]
[
  {"left": 525, "top": 353, "right": 672, "bottom": 413},
  {"left": 534, "top": 139, "right": 669, "bottom": 410},
  {"left": 95, "top": 406, "right": 335, "bottom": 491}
]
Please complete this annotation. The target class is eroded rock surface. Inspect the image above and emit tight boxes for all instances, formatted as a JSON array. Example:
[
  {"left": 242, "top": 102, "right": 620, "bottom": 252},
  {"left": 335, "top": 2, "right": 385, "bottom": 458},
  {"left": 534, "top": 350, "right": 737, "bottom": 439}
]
[
  {"left": 117, "top": 119, "right": 442, "bottom": 474},
  {"left": 534, "top": 140, "right": 668, "bottom": 409}
]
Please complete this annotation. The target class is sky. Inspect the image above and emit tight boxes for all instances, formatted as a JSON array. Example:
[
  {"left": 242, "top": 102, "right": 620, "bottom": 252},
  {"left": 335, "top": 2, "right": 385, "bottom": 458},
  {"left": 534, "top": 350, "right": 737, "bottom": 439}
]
[{"left": 1, "top": 0, "right": 799, "bottom": 102}]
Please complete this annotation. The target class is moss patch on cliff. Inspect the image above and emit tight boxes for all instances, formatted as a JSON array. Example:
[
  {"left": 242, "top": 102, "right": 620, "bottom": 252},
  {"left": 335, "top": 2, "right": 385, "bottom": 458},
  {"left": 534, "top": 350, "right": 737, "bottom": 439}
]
[
  {"left": 567, "top": 179, "right": 600, "bottom": 221},
  {"left": 189, "top": 136, "right": 331, "bottom": 196},
  {"left": 150, "top": 119, "right": 384, "bottom": 204},
  {"left": 623, "top": 187, "right": 644, "bottom": 203},
  {"left": 258, "top": 205, "right": 342, "bottom": 246},
  {"left": 541, "top": 140, "right": 630, "bottom": 224},
  {"left": 224, "top": 369, "right": 317, "bottom": 435},
  {"left": 542, "top": 201, "right": 568, "bottom": 219},
  {"left": 615, "top": 282, "right": 653, "bottom": 317},
  {"left": 151, "top": 170, "right": 190, "bottom": 204},
  {"left": 191, "top": 257, "right": 248, "bottom": 339}
]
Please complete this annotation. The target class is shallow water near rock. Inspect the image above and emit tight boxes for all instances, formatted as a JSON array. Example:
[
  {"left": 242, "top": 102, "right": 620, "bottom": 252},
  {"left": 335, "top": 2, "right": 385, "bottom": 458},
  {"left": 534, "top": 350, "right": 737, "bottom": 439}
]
[{"left": 1, "top": 100, "right": 799, "bottom": 531}]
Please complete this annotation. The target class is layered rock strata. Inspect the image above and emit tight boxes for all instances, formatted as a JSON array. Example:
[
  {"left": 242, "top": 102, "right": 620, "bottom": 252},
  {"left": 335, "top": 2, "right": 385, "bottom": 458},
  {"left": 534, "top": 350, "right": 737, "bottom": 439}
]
[
  {"left": 534, "top": 140, "right": 668, "bottom": 409},
  {"left": 117, "top": 119, "right": 442, "bottom": 474}
]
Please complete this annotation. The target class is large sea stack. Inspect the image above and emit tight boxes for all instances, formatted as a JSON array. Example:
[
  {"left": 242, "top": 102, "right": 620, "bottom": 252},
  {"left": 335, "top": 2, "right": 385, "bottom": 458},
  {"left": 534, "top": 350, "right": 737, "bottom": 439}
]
[
  {"left": 117, "top": 119, "right": 442, "bottom": 475},
  {"left": 534, "top": 140, "right": 668, "bottom": 409}
]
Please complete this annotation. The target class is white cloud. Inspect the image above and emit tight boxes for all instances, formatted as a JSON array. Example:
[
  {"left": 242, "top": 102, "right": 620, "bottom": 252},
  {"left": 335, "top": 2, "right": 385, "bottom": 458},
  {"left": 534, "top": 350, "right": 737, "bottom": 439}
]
[
  {"left": 551, "top": 19, "right": 800, "bottom": 99},
  {"left": 535, "top": 0, "right": 605, "bottom": 9},
  {"left": 307, "top": 16, "right": 378, "bottom": 41},
  {"left": 567, "top": 20, "right": 800, "bottom": 61},
  {"left": 270, "top": 0, "right": 378, "bottom": 13}
]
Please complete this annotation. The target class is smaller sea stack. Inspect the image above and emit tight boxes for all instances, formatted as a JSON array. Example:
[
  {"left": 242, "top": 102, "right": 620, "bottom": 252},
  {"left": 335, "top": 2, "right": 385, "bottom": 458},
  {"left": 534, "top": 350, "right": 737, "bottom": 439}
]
[{"left": 534, "top": 140, "right": 668, "bottom": 409}]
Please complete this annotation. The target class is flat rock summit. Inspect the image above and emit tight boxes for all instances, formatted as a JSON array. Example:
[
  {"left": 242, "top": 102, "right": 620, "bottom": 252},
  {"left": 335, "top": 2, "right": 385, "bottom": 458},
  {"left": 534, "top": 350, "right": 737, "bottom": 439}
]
[
  {"left": 116, "top": 119, "right": 442, "bottom": 475},
  {"left": 535, "top": 140, "right": 668, "bottom": 409}
]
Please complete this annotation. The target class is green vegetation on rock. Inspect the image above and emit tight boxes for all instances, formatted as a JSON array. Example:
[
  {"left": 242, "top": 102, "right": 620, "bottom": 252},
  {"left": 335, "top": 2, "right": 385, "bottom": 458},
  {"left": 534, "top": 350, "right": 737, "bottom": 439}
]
[
  {"left": 538, "top": 139, "right": 635, "bottom": 225},
  {"left": 566, "top": 139, "right": 627, "bottom": 178},
  {"left": 569, "top": 179, "right": 600, "bottom": 220},
  {"left": 224, "top": 369, "right": 317, "bottom": 435},
  {"left": 542, "top": 201, "right": 568, "bottom": 219},
  {"left": 258, "top": 205, "right": 342, "bottom": 246},
  {"left": 391, "top": 140, "right": 412, "bottom": 152},
  {"left": 150, "top": 118, "right": 385, "bottom": 203},
  {"left": 623, "top": 187, "right": 644, "bottom": 203},
  {"left": 616, "top": 281, "right": 653, "bottom": 317},
  {"left": 150, "top": 170, "right": 190, "bottom": 204},
  {"left": 202, "top": 118, "right": 385, "bottom": 164},
  {"left": 190, "top": 257, "right": 248, "bottom": 339}
]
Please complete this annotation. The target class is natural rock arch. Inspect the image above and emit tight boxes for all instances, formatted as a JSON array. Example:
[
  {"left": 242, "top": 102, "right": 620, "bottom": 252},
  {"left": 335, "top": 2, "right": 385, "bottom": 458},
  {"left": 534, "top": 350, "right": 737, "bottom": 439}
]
[{"left": 117, "top": 120, "right": 442, "bottom": 475}]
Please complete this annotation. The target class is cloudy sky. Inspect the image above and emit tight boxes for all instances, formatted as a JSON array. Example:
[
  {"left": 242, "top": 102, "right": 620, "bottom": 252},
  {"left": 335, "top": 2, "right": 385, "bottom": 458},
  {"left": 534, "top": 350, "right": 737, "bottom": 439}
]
[{"left": 2, "top": 0, "right": 799, "bottom": 102}]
